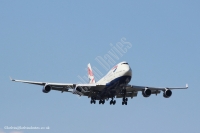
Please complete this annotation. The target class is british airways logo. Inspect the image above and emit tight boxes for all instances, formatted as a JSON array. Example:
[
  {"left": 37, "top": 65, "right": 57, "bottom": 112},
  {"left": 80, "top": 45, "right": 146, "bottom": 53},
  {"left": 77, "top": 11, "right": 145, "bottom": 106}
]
[
  {"left": 88, "top": 68, "right": 94, "bottom": 76},
  {"left": 112, "top": 65, "right": 118, "bottom": 72}
]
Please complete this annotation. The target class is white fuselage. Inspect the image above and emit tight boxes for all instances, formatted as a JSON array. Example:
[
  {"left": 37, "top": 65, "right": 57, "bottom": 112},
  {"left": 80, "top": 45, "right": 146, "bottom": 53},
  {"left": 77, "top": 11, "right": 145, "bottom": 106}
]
[{"left": 97, "top": 61, "right": 132, "bottom": 85}]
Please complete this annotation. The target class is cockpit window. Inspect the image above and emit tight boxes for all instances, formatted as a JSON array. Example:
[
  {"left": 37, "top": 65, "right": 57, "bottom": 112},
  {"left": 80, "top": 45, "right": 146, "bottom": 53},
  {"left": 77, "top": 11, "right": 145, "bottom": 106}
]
[{"left": 122, "top": 63, "right": 128, "bottom": 65}]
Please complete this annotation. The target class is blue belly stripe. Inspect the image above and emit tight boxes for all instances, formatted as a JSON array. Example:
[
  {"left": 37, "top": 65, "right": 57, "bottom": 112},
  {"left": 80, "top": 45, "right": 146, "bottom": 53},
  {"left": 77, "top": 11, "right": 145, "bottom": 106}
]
[{"left": 106, "top": 76, "right": 131, "bottom": 87}]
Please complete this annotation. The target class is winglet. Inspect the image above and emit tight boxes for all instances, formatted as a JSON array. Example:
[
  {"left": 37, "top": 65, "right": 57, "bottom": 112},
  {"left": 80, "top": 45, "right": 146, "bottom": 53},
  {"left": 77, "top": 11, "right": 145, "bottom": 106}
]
[
  {"left": 186, "top": 84, "right": 189, "bottom": 88},
  {"left": 9, "top": 76, "right": 14, "bottom": 81}
]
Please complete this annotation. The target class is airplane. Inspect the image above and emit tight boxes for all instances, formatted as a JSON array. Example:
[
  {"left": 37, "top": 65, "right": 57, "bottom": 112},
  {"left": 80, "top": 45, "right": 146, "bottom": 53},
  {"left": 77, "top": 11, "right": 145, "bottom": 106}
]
[{"left": 10, "top": 61, "right": 188, "bottom": 105}]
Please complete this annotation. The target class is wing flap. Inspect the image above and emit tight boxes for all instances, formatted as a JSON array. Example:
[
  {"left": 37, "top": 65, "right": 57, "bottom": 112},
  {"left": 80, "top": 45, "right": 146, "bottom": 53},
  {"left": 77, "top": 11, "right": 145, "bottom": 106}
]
[{"left": 116, "top": 91, "right": 138, "bottom": 98}]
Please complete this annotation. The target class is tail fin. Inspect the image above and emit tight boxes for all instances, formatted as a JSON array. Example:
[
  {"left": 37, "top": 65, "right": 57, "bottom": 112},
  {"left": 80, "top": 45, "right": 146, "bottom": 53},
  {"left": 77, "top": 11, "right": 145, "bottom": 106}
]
[{"left": 88, "top": 63, "right": 96, "bottom": 84}]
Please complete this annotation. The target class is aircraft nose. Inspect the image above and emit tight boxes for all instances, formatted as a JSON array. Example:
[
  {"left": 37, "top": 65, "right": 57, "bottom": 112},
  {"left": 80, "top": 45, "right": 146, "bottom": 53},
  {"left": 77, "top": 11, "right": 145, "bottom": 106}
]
[{"left": 124, "top": 65, "right": 132, "bottom": 76}]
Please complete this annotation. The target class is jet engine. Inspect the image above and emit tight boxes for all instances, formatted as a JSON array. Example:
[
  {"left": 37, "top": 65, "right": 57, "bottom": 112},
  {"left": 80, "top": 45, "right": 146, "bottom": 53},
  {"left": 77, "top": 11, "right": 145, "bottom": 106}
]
[
  {"left": 142, "top": 88, "right": 151, "bottom": 97},
  {"left": 43, "top": 85, "right": 51, "bottom": 93},
  {"left": 72, "top": 86, "right": 83, "bottom": 96},
  {"left": 163, "top": 89, "right": 172, "bottom": 98}
]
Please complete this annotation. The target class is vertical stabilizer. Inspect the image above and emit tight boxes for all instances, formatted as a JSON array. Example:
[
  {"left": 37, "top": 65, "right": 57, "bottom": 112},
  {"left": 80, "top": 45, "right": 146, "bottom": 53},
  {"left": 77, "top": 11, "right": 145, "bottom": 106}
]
[{"left": 88, "top": 63, "right": 96, "bottom": 84}]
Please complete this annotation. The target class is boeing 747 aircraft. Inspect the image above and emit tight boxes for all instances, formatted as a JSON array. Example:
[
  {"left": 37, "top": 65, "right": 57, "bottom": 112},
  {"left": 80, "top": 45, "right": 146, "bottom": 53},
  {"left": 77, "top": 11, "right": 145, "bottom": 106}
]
[{"left": 10, "top": 61, "right": 188, "bottom": 105}]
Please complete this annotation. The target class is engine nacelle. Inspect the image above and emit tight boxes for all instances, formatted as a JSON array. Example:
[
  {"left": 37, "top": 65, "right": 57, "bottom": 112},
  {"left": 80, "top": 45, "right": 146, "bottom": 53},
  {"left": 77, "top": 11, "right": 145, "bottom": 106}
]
[
  {"left": 43, "top": 85, "right": 51, "bottom": 93},
  {"left": 72, "top": 86, "right": 83, "bottom": 96},
  {"left": 163, "top": 89, "right": 172, "bottom": 98},
  {"left": 142, "top": 88, "right": 151, "bottom": 97}
]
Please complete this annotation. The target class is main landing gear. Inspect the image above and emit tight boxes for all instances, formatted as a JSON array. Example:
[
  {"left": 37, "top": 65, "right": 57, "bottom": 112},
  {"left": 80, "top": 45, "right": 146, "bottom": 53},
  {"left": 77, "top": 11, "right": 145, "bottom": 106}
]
[
  {"left": 110, "top": 98, "right": 116, "bottom": 105},
  {"left": 90, "top": 97, "right": 106, "bottom": 105},
  {"left": 122, "top": 97, "right": 128, "bottom": 105},
  {"left": 99, "top": 99, "right": 105, "bottom": 104},
  {"left": 90, "top": 97, "right": 96, "bottom": 104}
]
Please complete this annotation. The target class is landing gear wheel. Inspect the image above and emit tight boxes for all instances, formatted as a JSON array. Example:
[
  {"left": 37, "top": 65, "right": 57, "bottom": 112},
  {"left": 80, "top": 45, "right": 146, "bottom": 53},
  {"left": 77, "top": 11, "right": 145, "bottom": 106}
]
[
  {"left": 113, "top": 100, "right": 116, "bottom": 105},
  {"left": 123, "top": 97, "right": 125, "bottom": 101},
  {"left": 90, "top": 98, "right": 96, "bottom": 104},
  {"left": 99, "top": 100, "right": 105, "bottom": 105},
  {"left": 122, "top": 97, "right": 128, "bottom": 105},
  {"left": 110, "top": 100, "right": 116, "bottom": 105},
  {"left": 125, "top": 98, "right": 128, "bottom": 102}
]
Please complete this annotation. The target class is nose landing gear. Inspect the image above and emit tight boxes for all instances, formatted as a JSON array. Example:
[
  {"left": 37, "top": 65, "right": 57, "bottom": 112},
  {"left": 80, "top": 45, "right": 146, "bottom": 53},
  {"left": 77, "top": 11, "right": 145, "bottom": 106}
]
[
  {"left": 122, "top": 97, "right": 128, "bottom": 105},
  {"left": 121, "top": 87, "right": 128, "bottom": 105}
]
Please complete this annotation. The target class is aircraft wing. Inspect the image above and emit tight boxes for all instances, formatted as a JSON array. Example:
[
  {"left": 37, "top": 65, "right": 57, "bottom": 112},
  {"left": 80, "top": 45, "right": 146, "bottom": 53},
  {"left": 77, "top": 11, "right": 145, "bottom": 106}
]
[
  {"left": 114, "top": 84, "right": 189, "bottom": 98},
  {"left": 10, "top": 77, "right": 105, "bottom": 93},
  {"left": 126, "top": 84, "right": 188, "bottom": 91}
]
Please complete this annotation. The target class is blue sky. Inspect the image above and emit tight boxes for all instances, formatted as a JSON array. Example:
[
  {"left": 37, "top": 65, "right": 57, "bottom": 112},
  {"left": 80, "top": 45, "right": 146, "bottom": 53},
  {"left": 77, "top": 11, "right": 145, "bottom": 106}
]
[{"left": 0, "top": 0, "right": 200, "bottom": 133}]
